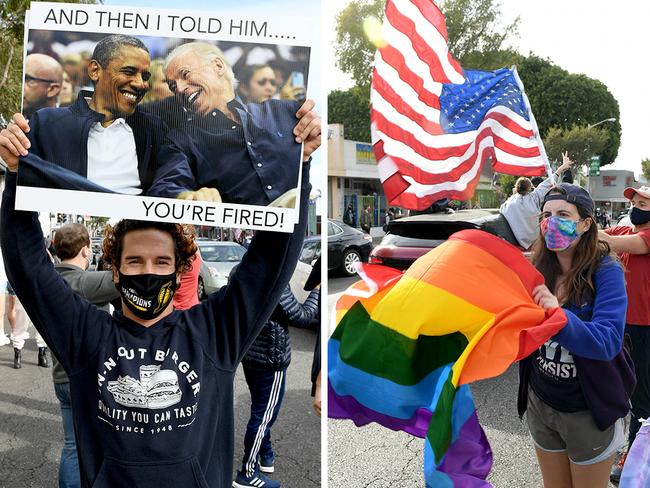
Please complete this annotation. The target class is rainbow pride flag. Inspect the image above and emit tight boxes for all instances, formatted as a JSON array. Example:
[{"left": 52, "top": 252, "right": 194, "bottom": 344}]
[{"left": 329, "top": 230, "right": 567, "bottom": 486}]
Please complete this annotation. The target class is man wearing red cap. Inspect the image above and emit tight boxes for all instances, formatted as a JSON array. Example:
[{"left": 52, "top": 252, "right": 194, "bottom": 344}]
[{"left": 599, "top": 185, "right": 650, "bottom": 482}]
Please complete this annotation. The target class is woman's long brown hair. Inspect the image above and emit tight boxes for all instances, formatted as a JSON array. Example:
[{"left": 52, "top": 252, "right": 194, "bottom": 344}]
[{"left": 532, "top": 192, "right": 611, "bottom": 306}]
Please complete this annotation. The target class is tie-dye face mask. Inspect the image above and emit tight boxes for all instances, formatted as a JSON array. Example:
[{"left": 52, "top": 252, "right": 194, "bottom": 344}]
[{"left": 540, "top": 216, "right": 582, "bottom": 251}]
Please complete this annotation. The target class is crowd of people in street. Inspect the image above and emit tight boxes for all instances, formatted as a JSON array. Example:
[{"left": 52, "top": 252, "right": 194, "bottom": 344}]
[
  {"left": 0, "top": 249, "right": 49, "bottom": 369},
  {"left": 0, "top": 213, "right": 322, "bottom": 488},
  {"left": 334, "top": 151, "right": 649, "bottom": 487}
]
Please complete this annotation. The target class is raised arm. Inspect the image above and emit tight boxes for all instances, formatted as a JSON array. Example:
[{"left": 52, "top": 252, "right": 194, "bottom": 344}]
[
  {"left": 293, "top": 99, "right": 321, "bottom": 160},
  {"left": 600, "top": 229, "right": 650, "bottom": 255},
  {"left": 187, "top": 165, "right": 312, "bottom": 370},
  {"left": 0, "top": 172, "right": 111, "bottom": 374},
  {"left": 279, "top": 286, "right": 320, "bottom": 329},
  {"left": 530, "top": 152, "right": 575, "bottom": 207},
  {"left": 0, "top": 113, "right": 30, "bottom": 167},
  {"left": 0, "top": 113, "right": 116, "bottom": 192}
]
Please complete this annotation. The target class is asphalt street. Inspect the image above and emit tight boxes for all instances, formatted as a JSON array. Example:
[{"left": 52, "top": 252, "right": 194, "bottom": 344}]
[
  {"left": 0, "top": 321, "right": 320, "bottom": 488},
  {"left": 327, "top": 275, "right": 617, "bottom": 488}
]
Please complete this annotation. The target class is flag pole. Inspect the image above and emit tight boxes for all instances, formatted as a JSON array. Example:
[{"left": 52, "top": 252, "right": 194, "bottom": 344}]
[{"left": 511, "top": 66, "right": 555, "bottom": 184}]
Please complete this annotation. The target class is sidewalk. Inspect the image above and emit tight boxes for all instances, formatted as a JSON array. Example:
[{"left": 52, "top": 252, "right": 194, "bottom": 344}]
[
  {"left": 0, "top": 328, "right": 320, "bottom": 487},
  {"left": 369, "top": 226, "right": 386, "bottom": 246}
]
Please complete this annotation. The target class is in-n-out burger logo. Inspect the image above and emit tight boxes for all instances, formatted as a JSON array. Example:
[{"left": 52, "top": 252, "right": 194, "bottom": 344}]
[
  {"left": 96, "top": 348, "right": 200, "bottom": 434},
  {"left": 107, "top": 364, "right": 182, "bottom": 409},
  {"left": 97, "top": 347, "right": 201, "bottom": 399},
  {"left": 121, "top": 285, "right": 152, "bottom": 310}
]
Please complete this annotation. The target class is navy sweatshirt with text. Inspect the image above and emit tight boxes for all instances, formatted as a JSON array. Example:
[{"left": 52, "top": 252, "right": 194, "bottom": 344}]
[{"left": 1, "top": 168, "right": 309, "bottom": 488}]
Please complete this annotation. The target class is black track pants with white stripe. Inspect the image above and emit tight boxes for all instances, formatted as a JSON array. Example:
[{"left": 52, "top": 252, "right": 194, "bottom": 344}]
[{"left": 240, "top": 365, "right": 287, "bottom": 476}]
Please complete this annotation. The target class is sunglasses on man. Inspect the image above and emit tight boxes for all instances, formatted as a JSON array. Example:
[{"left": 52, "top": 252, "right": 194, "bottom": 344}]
[{"left": 25, "top": 74, "right": 57, "bottom": 84}]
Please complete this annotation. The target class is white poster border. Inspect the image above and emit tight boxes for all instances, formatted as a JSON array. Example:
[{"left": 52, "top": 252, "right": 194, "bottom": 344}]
[
  {"left": 16, "top": 186, "right": 298, "bottom": 231},
  {"left": 16, "top": 2, "right": 314, "bottom": 232}
]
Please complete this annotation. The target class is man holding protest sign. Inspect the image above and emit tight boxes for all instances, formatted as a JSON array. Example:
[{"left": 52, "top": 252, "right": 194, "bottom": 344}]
[
  {"left": 0, "top": 119, "right": 319, "bottom": 488},
  {"left": 147, "top": 41, "right": 320, "bottom": 207}
]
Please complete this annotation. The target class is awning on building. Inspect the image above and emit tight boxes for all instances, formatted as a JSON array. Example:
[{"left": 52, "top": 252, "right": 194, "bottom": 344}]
[{"left": 593, "top": 197, "right": 628, "bottom": 203}]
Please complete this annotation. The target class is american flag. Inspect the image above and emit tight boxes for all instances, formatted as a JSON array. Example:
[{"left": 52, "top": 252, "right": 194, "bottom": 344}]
[{"left": 371, "top": 0, "right": 547, "bottom": 210}]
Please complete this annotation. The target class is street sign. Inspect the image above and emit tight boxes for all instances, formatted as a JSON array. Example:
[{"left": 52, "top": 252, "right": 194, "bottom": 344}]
[{"left": 590, "top": 155, "right": 601, "bottom": 176}]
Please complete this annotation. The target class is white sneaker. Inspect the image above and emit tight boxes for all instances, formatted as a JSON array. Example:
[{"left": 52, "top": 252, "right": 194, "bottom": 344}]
[{"left": 0, "top": 335, "right": 10, "bottom": 346}]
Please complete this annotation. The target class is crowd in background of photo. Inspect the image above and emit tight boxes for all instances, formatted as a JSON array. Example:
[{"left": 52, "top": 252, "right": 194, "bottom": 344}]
[{"left": 27, "top": 30, "right": 310, "bottom": 109}]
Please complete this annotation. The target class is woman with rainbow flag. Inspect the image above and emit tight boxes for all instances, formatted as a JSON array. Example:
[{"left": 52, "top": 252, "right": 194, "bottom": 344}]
[{"left": 519, "top": 183, "right": 635, "bottom": 488}]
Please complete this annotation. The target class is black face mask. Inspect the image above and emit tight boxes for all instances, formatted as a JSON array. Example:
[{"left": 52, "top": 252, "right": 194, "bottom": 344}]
[
  {"left": 117, "top": 271, "right": 177, "bottom": 320},
  {"left": 629, "top": 207, "right": 650, "bottom": 226}
]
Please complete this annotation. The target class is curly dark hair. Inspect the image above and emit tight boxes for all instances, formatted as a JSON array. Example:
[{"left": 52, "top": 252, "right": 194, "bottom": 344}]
[{"left": 102, "top": 220, "right": 197, "bottom": 274}]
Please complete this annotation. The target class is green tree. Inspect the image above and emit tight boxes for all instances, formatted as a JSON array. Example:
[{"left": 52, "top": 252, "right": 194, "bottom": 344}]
[
  {"left": 498, "top": 174, "right": 517, "bottom": 200},
  {"left": 460, "top": 48, "right": 522, "bottom": 72},
  {"left": 334, "top": 0, "right": 520, "bottom": 89},
  {"left": 0, "top": 0, "right": 30, "bottom": 38},
  {"left": 642, "top": 158, "right": 650, "bottom": 182},
  {"left": 544, "top": 125, "right": 609, "bottom": 171},
  {"left": 331, "top": 2, "right": 621, "bottom": 169},
  {"left": 328, "top": 87, "right": 372, "bottom": 142},
  {"left": 516, "top": 55, "right": 620, "bottom": 166},
  {"left": 0, "top": 0, "right": 29, "bottom": 119},
  {"left": 442, "top": 0, "right": 519, "bottom": 65},
  {"left": 334, "top": 0, "right": 384, "bottom": 90}
]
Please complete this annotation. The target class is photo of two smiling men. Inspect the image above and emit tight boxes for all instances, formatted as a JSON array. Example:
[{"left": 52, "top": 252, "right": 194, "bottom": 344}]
[{"left": 11, "top": 30, "right": 314, "bottom": 209}]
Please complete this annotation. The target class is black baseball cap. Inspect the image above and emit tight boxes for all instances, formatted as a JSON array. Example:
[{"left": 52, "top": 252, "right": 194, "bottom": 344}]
[{"left": 542, "top": 183, "right": 594, "bottom": 215}]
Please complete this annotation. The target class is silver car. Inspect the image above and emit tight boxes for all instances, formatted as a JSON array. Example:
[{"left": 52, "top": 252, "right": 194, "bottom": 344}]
[{"left": 197, "top": 241, "right": 247, "bottom": 298}]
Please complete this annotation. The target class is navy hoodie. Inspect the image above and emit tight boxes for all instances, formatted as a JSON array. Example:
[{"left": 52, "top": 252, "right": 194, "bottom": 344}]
[{"left": 0, "top": 168, "right": 309, "bottom": 488}]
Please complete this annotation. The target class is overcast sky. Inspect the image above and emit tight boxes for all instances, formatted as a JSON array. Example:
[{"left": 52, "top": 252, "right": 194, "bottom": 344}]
[{"left": 326, "top": 0, "right": 649, "bottom": 177}]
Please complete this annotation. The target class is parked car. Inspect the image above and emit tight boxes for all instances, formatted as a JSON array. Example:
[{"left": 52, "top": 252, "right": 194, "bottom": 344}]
[
  {"left": 289, "top": 235, "right": 321, "bottom": 303},
  {"left": 197, "top": 241, "right": 247, "bottom": 298},
  {"left": 370, "top": 209, "right": 522, "bottom": 271},
  {"left": 328, "top": 219, "right": 373, "bottom": 276}
]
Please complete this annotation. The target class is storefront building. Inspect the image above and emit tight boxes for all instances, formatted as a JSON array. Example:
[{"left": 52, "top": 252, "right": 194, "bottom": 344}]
[{"left": 588, "top": 169, "right": 636, "bottom": 219}]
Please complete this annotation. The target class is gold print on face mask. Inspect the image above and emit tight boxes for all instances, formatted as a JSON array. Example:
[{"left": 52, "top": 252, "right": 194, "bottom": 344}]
[{"left": 154, "top": 281, "right": 174, "bottom": 314}]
